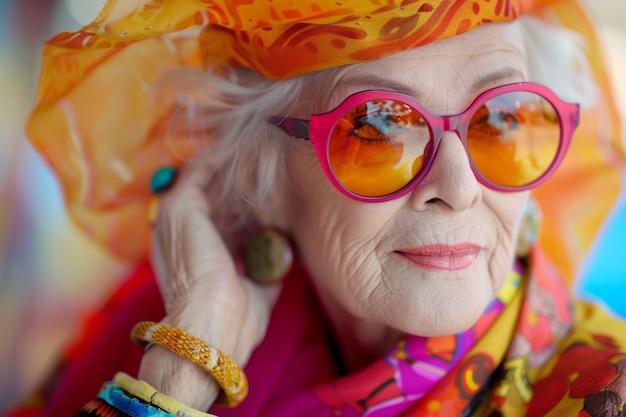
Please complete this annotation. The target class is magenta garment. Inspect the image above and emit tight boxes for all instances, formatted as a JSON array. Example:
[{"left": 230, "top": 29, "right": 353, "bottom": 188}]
[
  {"left": 41, "top": 263, "right": 339, "bottom": 416},
  {"left": 16, "top": 258, "right": 626, "bottom": 417}
]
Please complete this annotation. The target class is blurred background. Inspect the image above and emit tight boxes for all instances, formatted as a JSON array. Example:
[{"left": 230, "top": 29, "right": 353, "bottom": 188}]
[{"left": 0, "top": 0, "right": 625, "bottom": 411}]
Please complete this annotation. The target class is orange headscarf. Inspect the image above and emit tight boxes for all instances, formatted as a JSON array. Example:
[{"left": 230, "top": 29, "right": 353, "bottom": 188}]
[
  {"left": 41, "top": 0, "right": 548, "bottom": 81},
  {"left": 26, "top": 0, "right": 624, "bottom": 285}
]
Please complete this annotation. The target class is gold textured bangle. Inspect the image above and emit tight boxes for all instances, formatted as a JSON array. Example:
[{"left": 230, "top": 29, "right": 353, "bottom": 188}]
[
  {"left": 113, "top": 372, "right": 218, "bottom": 417},
  {"left": 131, "top": 321, "right": 248, "bottom": 407}
]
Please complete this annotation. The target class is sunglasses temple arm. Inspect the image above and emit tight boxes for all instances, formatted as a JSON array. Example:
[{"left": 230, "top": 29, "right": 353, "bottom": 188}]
[{"left": 268, "top": 116, "right": 311, "bottom": 141}]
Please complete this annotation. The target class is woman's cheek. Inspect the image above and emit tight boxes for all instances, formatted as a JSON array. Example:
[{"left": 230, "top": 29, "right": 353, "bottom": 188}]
[
  {"left": 485, "top": 191, "right": 529, "bottom": 291},
  {"left": 342, "top": 245, "right": 384, "bottom": 297}
]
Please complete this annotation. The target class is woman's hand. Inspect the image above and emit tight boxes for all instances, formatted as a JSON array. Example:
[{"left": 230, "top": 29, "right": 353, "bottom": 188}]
[{"left": 138, "top": 162, "right": 281, "bottom": 410}]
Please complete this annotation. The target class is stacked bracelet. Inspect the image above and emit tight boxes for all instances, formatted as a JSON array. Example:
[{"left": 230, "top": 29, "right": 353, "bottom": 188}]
[
  {"left": 101, "top": 372, "right": 218, "bottom": 417},
  {"left": 131, "top": 321, "right": 248, "bottom": 407}
]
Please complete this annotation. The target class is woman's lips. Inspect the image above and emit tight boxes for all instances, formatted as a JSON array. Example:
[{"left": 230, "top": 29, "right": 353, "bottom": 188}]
[{"left": 397, "top": 244, "right": 481, "bottom": 271}]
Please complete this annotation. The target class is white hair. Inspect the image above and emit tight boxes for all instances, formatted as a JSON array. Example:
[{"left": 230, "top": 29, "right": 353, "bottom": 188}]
[
  {"left": 154, "top": 67, "right": 302, "bottom": 243},
  {"left": 156, "top": 16, "right": 597, "bottom": 242},
  {"left": 519, "top": 16, "right": 597, "bottom": 109}
]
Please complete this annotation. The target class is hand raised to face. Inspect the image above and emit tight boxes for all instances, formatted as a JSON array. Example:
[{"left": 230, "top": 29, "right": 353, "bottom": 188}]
[{"left": 139, "top": 161, "right": 281, "bottom": 410}]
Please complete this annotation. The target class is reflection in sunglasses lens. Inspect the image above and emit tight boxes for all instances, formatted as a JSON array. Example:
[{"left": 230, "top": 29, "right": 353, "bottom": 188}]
[
  {"left": 328, "top": 100, "right": 431, "bottom": 197},
  {"left": 467, "top": 92, "right": 560, "bottom": 187}
]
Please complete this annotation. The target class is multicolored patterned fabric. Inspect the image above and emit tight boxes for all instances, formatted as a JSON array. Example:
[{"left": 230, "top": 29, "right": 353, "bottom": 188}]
[
  {"left": 309, "top": 251, "right": 626, "bottom": 417},
  {"left": 312, "top": 263, "right": 525, "bottom": 416},
  {"left": 77, "top": 398, "right": 132, "bottom": 417},
  {"left": 7, "top": 259, "right": 626, "bottom": 416},
  {"left": 42, "top": 0, "right": 546, "bottom": 81},
  {"left": 26, "top": 0, "right": 625, "bottom": 285}
]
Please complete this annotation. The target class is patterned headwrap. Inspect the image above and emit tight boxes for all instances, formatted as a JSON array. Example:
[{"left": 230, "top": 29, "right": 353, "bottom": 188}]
[{"left": 26, "top": 0, "right": 624, "bottom": 285}]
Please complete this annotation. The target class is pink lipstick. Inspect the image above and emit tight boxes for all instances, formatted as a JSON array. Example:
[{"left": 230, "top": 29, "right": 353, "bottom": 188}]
[{"left": 398, "top": 244, "right": 480, "bottom": 271}]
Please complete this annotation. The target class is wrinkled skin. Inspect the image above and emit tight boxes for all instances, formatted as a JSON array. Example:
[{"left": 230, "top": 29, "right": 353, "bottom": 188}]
[
  {"left": 141, "top": 22, "right": 530, "bottom": 409},
  {"left": 277, "top": 21, "right": 530, "bottom": 367}
]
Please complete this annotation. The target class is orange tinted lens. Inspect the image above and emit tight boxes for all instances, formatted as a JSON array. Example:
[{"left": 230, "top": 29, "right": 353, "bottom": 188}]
[
  {"left": 328, "top": 100, "right": 430, "bottom": 197},
  {"left": 467, "top": 91, "right": 560, "bottom": 187}
]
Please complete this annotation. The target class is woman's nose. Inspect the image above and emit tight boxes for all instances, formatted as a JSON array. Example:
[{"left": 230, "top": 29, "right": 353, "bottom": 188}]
[{"left": 407, "top": 131, "right": 481, "bottom": 213}]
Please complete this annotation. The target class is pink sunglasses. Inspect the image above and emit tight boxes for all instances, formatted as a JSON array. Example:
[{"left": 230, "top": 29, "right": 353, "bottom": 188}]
[{"left": 270, "top": 82, "right": 580, "bottom": 202}]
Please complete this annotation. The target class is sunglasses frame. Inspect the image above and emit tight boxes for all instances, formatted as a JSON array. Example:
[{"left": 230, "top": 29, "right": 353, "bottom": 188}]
[{"left": 270, "top": 82, "right": 580, "bottom": 202}]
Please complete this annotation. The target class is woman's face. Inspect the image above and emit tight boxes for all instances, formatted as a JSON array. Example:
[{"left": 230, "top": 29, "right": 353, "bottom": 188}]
[{"left": 279, "top": 22, "right": 530, "bottom": 337}]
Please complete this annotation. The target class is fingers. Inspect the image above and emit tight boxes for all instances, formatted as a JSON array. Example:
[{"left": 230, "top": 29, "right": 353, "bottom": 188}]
[
  {"left": 150, "top": 163, "right": 238, "bottom": 311},
  {"left": 148, "top": 161, "right": 282, "bottom": 347},
  {"left": 150, "top": 162, "right": 280, "bottom": 320},
  {"left": 141, "top": 162, "right": 282, "bottom": 410},
  {"left": 138, "top": 345, "right": 221, "bottom": 410},
  {"left": 141, "top": 165, "right": 244, "bottom": 409}
]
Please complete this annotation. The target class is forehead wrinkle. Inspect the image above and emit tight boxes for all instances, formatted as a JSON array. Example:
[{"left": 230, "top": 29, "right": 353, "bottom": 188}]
[
  {"left": 331, "top": 75, "right": 425, "bottom": 100},
  {"left": 327, "top": 64, "right": 524, "bottom": 114},
  {"left": 316, "top": 22, "right": 527, "bottom": 113}
]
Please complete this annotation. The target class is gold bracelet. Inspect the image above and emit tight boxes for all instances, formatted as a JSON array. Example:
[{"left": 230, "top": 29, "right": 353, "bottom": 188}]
[
  {"left": 131, "top": 321, "right": 248, "bottom": 407},
  {"left": 113, "top": 372, "right": 218, "bottom": 417}
]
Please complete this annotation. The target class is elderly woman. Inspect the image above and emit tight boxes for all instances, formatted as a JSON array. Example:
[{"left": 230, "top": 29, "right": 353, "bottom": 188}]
[{"left": 10, "top": 0, "right": 626, "bottom": 416}]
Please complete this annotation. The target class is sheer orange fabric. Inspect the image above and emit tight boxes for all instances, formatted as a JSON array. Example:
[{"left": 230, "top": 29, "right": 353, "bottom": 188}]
[{"left": 26, "top": 0, "right": 625, "bottom": 289}]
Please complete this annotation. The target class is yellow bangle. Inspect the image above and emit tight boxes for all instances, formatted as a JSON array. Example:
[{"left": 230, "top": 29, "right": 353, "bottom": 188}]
[
  {"left": 131, "top": 321, "right": 248, "bottom": 407},
  {"left": 113, "top": 372, "right": 218, "bottom": 417}
]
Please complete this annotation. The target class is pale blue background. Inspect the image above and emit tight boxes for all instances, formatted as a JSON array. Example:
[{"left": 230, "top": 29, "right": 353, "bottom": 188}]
[{"left": 577, "top": 184, "right": 626, "bottom": 318}]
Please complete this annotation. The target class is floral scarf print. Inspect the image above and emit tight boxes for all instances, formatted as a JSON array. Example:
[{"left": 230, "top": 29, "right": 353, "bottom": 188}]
[
  {"left": 307, "top": 252, "right": 626, "bottom": 416},
  {"left": 13, "top": 252, "right": 626, "bottom": 417}
]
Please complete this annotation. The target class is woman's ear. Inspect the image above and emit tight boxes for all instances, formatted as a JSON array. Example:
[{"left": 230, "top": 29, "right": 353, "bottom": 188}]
[
  {"left": 244, "top": 131, "right": 294, "bottom": 233},
  {"left": 243, "top": 168, "right": 295, "bottom": 283},
  {"left": 251, "top": 171, "right": 292, "bottom": 232}
]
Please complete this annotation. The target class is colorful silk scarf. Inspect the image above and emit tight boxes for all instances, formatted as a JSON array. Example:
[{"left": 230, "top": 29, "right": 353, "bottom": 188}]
[
  {"left": 11, "top": 255, "right": 626, "bottom": 416},
  {"left": 48, "top": 0, "right": 547, "bottom": 81},
  {"left": 311, "top": 263, "right": 525, "bottom": 416},
  {"left": 301, "top": 254, "right": 626, "bottom": 417}
]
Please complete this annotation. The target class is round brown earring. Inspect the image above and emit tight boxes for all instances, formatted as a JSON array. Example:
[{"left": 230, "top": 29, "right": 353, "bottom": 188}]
[{"left": 242, "top": 228, "right": 294, "bottom": 284}]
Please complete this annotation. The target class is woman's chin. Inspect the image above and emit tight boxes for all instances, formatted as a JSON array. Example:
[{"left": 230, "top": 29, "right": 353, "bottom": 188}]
[
  {"left": 402, "top": 311, "right": 484, "bottom": 338},
  {"left": 381, "top": 282, "right": 493, "bottom": 338}
]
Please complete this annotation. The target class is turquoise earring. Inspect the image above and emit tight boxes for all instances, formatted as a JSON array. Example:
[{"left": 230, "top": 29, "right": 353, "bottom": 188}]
[{"left": 147, "top": 167, "right": 177, "bottom": 227}]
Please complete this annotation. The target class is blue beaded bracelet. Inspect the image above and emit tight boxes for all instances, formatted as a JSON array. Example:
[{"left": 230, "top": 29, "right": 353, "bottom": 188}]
[
  {"left": 97, "top": 373, "right": 217, "bottom": 417},
  {"left": 99, "top": 383, "right": 175, "bottom": 417}
]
